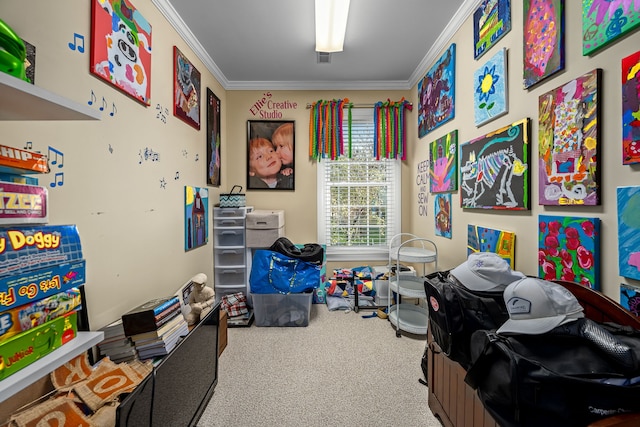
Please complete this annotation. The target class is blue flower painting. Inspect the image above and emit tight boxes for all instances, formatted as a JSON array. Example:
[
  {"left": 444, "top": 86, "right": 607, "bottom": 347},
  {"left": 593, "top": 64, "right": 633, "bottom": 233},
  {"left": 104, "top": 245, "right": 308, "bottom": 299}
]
[{"left": 474, "top": 48, "right": 508, "bottom": 127}]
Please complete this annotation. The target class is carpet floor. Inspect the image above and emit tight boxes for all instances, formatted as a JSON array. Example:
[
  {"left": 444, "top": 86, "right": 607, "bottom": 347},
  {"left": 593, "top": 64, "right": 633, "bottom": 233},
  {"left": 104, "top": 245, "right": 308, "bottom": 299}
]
[{"left": 198, "top": 303, "right": 443, "bottom": 427}]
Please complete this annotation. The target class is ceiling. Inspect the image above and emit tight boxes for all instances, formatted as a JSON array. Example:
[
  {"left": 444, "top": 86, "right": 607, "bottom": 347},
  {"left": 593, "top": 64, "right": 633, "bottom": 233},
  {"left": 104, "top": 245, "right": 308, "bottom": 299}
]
[{"left": 152, "top": 0, "right": 481, "bottom": 90}]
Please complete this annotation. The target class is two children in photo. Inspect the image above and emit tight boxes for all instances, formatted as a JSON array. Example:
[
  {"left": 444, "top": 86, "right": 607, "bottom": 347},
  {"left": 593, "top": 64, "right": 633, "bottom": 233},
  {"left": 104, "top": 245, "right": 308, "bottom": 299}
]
[{"left": 248, "top": 122, "right": 294, "bottom": 189}]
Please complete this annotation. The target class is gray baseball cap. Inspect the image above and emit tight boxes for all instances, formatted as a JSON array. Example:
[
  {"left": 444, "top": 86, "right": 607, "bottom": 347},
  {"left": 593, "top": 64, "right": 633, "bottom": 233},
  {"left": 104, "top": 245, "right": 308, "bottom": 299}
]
[
  {"left": 450, "top": 252, "right": 524, "bottom": 292},
  {"left": 497, "top": 277, "right": 584, "bottom": 335}
]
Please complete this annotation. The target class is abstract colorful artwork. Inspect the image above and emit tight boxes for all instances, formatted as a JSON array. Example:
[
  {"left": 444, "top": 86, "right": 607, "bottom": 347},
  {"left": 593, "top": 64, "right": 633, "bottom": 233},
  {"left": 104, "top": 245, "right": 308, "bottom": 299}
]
[
  {"left": 622, "top": 50, "right": 640, "bottom": 164},
  {"left": 468, "top": 224, "right": 516, "bottom": 268},
  {"left": 90, "top": 0, "right": 152, "bottom": 106},
  {"left": 523, "top": 0, "right": 565, "bottom": 89},
  {"left": 429, "top": 130, "right": 458, "bottom": 193},
  {"left": 582, "top": 0, "right": 640, "bottom": 55},
  {"left": 620, "top": 283, "right": 640, "bottom": 316},
  {"left": 538, "top": 215, "right": 600, "bottom": 289},
  {"left": 538, "top": 69, "right": 601, "bottom": 206},
  {"left": 460, "top": 118, "right": 530, "bottom": 210},
  {"left": 185, "top": 186, "right": 208, "bottom": 251},
  {"left": 418, "top": 44, "right": 456, "bottom": 138},
  {"left": 173, "top": 46, "right": 201, "bottom": 130},
  {"left": 617, "top": 186, "right": 640, "bottom": 280},
  {"left": 434, "top": 194, "right": 452, "bottom": 239},
  {"left": 474, "top": 48, "right": 508, "bottom": 126},
  {"left": 473, "top": 0, "right": 511, "bottom": 59},
  {"left": 207, "top": 88, "right": 221, "bottom": 186}
]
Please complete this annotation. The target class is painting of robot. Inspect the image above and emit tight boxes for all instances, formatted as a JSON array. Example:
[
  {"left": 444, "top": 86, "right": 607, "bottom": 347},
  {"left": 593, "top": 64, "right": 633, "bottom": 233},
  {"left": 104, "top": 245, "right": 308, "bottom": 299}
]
[
  {"left": 90, "top": 0, "right": 152, "bottom": 106},
  {"left": 459, "top": 118, "right": 530, "bottom": 210},
  {"left": 538, "top": 69, "right": 601, "bottom": 206},
  {"left": 467, "top": 224, "right": 515, "bottom": 268}
]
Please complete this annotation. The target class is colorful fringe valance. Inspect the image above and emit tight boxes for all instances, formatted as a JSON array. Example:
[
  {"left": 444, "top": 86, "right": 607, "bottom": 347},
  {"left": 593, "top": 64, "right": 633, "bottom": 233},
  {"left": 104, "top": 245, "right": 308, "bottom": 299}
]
[
  {"left": 309, "top": 99, "right": 352, "bottom": 160},
  {"left": 374, "top": 98, "right": 413, "bottom": 160}
]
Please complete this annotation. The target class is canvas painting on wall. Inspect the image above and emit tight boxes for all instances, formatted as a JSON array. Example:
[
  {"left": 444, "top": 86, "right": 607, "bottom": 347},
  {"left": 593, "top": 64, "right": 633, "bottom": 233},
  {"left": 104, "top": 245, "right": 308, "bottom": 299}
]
[
  {"left": 418, "top": 44, "right": 456, "bottom": 138},
  {"left": 523, "top": 0, "right": 565, "bottom": 89},
  {"left": 473, "top": 0, "right": 511, "bottom": 59},
  {"left": 90, "top": 0, "right": 152, "bottom": 106},
  {"left": 474, "top": 48, "right": 508, "bottom": 126},
  {"left": 538, "top": 215, "right": 600, "bottom": 289},
  {"left": 174, "top": 46, "right": 201, "bottom": 130},
  {"left": 620, "top": 283, "right": 640, "bottom": 316},
  {"left": 582, "top": 0, "right": 640, "bottom": 55},
  {"left": 207, "top": 88, "right": 221, "bottom": 187},
  {"left": 429, "top": 130, "right": 458, "bottom": 193},
  {"left": 247, "top": 120, "right": 295, "bottom": 190},
  {"left": 617, "top": 186, "right": 640, "bottom": 280},
  {"left": 185, "top": 186, "right": 208, "bottom": 251},
  {"left": 468, "top": 224, "right": 515, "bottom": 268},
  {"left": 622, "top": 50, "right": 640, "bottom": 165},
  {"left": 538, "top": 69, "right": 601, "bottom": 206},
  {"left": 460, "top": 118, "right": 530, "bottom": 210},
  {"left": 434, "top": 194, "right": 452, "bottom": 239}
]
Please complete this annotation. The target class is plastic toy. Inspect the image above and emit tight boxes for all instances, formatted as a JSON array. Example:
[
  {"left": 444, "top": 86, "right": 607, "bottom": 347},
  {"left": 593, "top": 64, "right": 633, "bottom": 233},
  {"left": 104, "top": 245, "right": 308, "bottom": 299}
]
[{"left": 0, "top": 18, "right": 27, "bottom": 82}]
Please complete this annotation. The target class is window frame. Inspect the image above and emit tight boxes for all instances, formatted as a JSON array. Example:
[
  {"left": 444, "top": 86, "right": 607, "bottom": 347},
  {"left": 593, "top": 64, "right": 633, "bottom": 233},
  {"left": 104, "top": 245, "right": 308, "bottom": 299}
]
[{"left": 316, "top": 108, "right": 402, "bottom": 262}]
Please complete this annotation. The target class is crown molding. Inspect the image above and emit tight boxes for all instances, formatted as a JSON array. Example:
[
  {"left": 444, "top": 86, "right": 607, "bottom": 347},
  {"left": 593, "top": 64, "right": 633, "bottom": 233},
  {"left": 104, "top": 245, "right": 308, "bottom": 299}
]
[
  {"left": 154, "top": 0, "right": 480, "bottom": 92},
  {"left": 151, "top": 0, "right": 229, "bottom": 88},
  {"left": 408, "top": 0, "right": 483, "bottom": 88},
  {"left": 224, "top": 80, "right": 412, "bottom": 91}
]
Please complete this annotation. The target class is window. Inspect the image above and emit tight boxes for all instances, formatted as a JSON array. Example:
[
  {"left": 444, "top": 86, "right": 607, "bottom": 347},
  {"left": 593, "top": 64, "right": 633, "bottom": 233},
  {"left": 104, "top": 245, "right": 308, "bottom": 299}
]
[{"left": 317, "top": 108, "right": 401, "bottom": 261}]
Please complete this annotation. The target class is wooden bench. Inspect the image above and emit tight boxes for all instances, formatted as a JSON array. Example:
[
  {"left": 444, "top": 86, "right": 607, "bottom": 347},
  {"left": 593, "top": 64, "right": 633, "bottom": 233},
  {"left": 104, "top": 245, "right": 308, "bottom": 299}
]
[{"left": 427, "top": 280, "right": 640, "bottom": 427}]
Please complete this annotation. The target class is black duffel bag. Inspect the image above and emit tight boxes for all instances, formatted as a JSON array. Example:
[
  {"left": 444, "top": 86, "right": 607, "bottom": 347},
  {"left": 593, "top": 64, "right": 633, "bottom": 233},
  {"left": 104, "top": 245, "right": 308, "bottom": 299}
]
[
  {"left": 465, "top": 319, "right": 640, "bottom": 427},
  {"left": 269, "top": 237, "right": 324, "bottom": 265}
]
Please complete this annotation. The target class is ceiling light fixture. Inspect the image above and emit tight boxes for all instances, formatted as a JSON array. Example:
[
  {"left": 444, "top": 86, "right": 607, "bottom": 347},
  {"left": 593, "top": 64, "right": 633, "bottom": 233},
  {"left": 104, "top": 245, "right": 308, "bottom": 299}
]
[{"left": 315, "top": 0, "right": 350, "bottom": 53}]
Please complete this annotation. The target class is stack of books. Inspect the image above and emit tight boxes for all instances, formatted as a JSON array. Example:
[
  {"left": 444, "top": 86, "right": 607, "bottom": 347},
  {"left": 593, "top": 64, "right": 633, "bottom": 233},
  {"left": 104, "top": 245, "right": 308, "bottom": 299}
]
[
  {"left": 97, "top": 319, "right": 137, "bottom": 363},
  {"left": 121, "top": 296, "right": 189, "bottom": 360}
]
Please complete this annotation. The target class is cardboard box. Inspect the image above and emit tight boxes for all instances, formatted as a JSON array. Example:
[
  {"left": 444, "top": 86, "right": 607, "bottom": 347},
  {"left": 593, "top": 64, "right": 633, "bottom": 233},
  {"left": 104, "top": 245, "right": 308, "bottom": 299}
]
[
  {"left": 246, "top": 210, "right": 285, "bottom": 248},
  {"left": 0, "top": 260, "right": 86, "bottom": 311},
  {"left": 0, "top": 288, "right": 81, "bottom": 342},
  {"left": 0, "top": 311, "right": 78, "bottom": 381},
  {"left": 251, "top": 292, "right": 312, "bottom": 327},
  {"left": 218, "top": 309, "right": 227, "bottom": 356},
  {"left": 0, "top": 225, "right": 83, "bottom": 278},
  {"left": 0, "top": 182, "right": 48, "bottom": 225}
]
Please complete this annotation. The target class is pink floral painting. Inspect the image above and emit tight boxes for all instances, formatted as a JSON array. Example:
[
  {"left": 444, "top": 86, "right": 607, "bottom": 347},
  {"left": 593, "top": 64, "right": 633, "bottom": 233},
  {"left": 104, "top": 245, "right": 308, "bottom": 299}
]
[
  {"left": 538, "top": 215, "right": 600, "bottom": 289},
  {"left": 429, "top": 130, "right": 457, "bottom": 193}
]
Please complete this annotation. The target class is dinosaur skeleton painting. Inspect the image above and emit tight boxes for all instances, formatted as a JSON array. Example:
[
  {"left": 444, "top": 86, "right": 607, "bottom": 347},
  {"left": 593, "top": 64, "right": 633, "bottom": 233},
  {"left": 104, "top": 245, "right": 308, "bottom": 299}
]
[{"left": 460, "top": 118, "right": 530, "bottom": 210}]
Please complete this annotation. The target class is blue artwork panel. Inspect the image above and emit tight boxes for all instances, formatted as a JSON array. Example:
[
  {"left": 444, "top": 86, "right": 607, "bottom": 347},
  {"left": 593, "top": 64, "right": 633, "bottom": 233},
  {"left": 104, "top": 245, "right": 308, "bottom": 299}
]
[
  {"left": 617, "top": 186, "right": 640, "bottom": 280},
  {"left": 474, "top": 48, "right": 508, "bottom": 126},
  {"left": 620, "top": 283, "right": 640, "bottom": 316},
  {"left": 474, "top": 0, "right": 512, "bottom": 59},
  {"left": 418, "top": 44, "right": 456, "bottom": 138}
]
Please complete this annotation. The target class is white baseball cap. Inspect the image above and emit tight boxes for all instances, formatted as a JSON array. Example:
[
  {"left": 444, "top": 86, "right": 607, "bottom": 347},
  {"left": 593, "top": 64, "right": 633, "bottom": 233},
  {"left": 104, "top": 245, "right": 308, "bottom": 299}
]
[
  {"left": 497, "top": 277, "right": 585, "bottom": 335},
  {"left": 449, "top": 252, "right": 525, "bottom": 292}
]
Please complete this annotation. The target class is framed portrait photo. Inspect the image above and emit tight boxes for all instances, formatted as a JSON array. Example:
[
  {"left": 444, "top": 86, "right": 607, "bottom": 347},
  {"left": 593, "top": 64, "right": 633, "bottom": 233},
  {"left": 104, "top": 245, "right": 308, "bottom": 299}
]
[
  {"left": 173, "top": 46, "right": 201, "bottom": 130},
  {"left": 247, "top": 120, "right": 295, "bottom": 191}
]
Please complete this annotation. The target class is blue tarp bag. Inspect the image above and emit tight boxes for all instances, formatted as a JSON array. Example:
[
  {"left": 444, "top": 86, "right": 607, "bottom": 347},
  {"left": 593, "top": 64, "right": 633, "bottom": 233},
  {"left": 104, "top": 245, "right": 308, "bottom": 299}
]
[{"left": 250, "top": 249, "right": 321, "bottom": 294}]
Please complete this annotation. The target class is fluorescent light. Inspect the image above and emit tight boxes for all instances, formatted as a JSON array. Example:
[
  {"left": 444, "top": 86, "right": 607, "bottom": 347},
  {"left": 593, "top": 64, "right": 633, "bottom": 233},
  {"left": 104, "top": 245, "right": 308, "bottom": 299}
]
[{"left": 315, "top": 0, "right": 350, "bottom": 53}]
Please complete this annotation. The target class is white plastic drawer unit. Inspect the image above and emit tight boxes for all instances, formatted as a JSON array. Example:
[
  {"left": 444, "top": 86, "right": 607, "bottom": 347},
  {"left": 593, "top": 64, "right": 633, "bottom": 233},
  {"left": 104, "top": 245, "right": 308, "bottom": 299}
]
[
  {"left": 214, "top": 217, "right": 245, "bottom": 228},
  {"left": 214, "top": 267, "right": 246, "bottom": 287},
  {"left": 215, "top": 248, "right": 245, "bottom": 266},
  {"left": 214, "top": 228, "right": 245, "bottom": 247}
]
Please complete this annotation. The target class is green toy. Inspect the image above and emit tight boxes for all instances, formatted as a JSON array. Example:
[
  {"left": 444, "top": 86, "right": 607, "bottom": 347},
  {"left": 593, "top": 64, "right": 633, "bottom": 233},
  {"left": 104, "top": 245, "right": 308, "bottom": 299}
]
[{"left": 0, "top": 18, "right": 28, "bottom": 82}]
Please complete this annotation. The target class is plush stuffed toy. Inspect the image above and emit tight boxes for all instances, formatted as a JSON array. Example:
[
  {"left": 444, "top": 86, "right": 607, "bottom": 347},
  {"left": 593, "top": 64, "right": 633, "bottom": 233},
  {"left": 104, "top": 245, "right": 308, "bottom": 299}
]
[{"left": 186, "top": 273, "right": 215, "bottom": 326}]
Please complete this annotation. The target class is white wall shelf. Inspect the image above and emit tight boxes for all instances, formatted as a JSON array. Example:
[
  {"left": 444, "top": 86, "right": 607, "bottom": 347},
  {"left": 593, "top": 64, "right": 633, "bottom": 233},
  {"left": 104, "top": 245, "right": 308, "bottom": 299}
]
[
  {"left": 0, "top": 331, "right": 104, "bottom": 402},
  {"left": 0, "top": 72, "right": 101, "bottom": 121}
]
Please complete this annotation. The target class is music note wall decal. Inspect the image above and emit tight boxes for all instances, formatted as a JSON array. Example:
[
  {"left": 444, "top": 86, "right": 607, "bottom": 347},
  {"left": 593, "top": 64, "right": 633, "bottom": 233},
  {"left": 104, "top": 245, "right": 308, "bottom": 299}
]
[
  {"left": 88, "top": 90, "right": 96, "bottom": 106},
  {"left": 68, "top": 33, "right": 85, "bottom": 53},
  {"left": 50, "top": 172, "right": 64, "bottom": 188},
  {"left": 48, "top": 146, "right": 64, "bottom": 168},
  {"left": 24, "top": 141, "right": 33, "bottom": 150},
  {"left": 110, "top": 103, "right": 117, "bottom": 117},
  {"left": 99, "top": 97, "right": 107, "bottom": 111}
]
